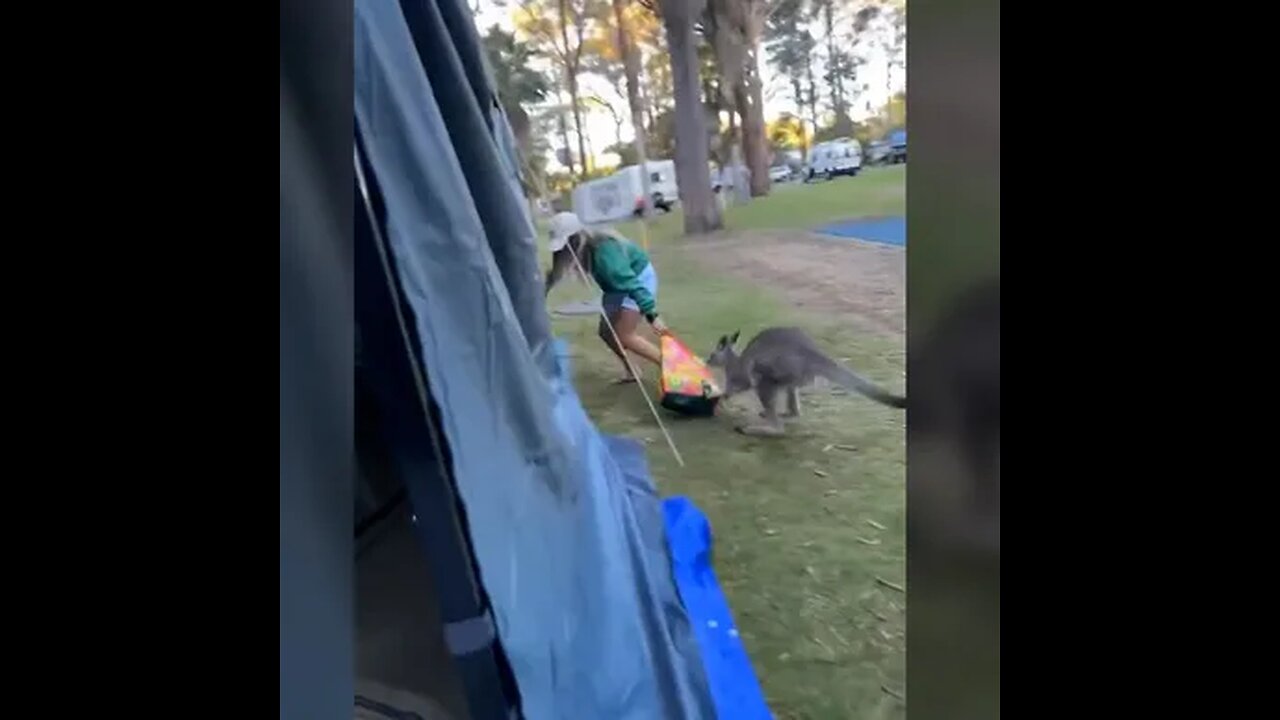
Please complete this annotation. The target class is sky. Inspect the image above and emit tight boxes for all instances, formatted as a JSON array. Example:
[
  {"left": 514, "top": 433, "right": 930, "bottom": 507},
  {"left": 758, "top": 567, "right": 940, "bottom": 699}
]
[{"left": 470, "top": 0, "right": 904, "bottom": 170}]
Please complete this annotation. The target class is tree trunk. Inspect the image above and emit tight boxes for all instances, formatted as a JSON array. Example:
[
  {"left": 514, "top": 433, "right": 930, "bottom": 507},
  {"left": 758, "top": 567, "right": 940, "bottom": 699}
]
[
  {"left": 567, "top": 76, "right": 589, "bottom": 176},
  {"left": 557, "top": 93, "right": 575, "bottom": 176},
  {"left": 734, "top": 48, "right": 769, "bottom": 197},
  {"left": 823, "top": 4, "right": 844, "bottom": 120},
  {"left": 559, "top": 0, "right": 589, "bottom": 178},
  {"left": 643, "top": 79, "right": 656, "bottom": 132},
  {"left": 805, "top": 58, "right": 819, "bottom": 140},
  {"left": 792, "top": 78, "right": 808, "bottom": 162},
  {"left": 659, "top": 0, "right": 721, "bottom": 234},
  {"left": 613, "top": 0, "right": 654, "bottom": 216},
  {"left": 721, "top": 90, "right": 734, "bottom": 170}
]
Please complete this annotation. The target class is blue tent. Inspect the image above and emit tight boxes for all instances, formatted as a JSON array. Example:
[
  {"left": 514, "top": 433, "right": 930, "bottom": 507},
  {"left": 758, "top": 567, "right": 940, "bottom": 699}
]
[{"left": 348, "top": 0, "right": 769, "bottom": 718}]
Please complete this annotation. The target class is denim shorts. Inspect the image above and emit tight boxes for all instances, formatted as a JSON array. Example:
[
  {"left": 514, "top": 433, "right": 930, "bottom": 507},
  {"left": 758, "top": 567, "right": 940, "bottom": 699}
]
[{"left": 602, "top": 262, "right": 658, "bottom": 315}]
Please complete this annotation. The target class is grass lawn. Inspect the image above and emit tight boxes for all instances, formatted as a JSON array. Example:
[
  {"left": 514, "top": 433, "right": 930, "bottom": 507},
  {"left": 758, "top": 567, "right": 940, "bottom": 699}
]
[{"left": 545, "top": 165, "right": 906, "bottom": 719}]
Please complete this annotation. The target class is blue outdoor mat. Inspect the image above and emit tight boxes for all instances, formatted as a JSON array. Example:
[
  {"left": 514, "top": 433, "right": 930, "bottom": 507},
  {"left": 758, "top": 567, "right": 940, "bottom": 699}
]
[{"left": 817, "top": 216, "right": 906, "bottom": 246}]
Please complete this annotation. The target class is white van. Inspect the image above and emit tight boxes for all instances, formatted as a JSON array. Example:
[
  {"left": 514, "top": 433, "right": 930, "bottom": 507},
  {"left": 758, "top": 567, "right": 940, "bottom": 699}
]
[
  {"left": 805, "top": 139, "right": 862, "bottom": 181},
  {"left": 571, "top": 160, "right": 679, "bottom": 225}
]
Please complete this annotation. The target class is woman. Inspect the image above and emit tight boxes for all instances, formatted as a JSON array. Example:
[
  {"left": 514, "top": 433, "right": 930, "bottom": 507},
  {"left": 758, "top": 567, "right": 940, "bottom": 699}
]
[{"left": 544, "top": 212, "right": 669, "bottom": 383}]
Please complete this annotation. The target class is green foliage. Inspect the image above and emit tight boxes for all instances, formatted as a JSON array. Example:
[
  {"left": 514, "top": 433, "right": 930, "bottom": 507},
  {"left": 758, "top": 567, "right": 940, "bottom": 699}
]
[
  {"left": 767, "top": 113, "right": 806, "bottom": 150},
  {"left": 481, "top": 24, "right": 551, "bottom": 111},
  {"left": 605, "top": 141, "right": 640, "bottom": 166}
]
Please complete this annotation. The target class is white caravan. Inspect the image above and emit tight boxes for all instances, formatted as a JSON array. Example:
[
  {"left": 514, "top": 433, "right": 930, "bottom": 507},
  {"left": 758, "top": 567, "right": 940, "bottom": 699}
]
[{"left": 571, "top": 160, "right": 679, "bottom": 225}]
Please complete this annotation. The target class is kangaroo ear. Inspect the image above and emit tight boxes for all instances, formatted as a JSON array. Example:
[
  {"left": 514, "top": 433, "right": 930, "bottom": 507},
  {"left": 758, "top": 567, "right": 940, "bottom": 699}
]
[{"left": 730, "top": 330, "right": 740, "bottom": 345}]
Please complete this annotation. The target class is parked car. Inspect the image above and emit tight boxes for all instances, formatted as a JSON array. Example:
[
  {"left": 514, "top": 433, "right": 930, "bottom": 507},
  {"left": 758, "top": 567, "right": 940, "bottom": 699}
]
[
  {"left": 885, "top": 128, "right": 906, "bottom": 164},
  {"left": 866, "top": 140, "right": 891, "bottom": 166},
  {"left": 805, "top": 139, "right": 862, "bottom": 181},
  {"left": 768, "top": 165, "right": 792, "bottom": 183}
]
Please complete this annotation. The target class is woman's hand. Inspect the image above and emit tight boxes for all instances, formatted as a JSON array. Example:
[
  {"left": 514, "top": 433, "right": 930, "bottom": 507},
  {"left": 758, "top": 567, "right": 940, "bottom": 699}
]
[{"left": 650, "top": 315, "right": 670, "bottom": 336}]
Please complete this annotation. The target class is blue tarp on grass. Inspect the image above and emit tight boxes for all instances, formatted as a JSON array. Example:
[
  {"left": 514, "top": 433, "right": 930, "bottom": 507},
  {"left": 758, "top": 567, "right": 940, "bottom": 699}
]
[
  {"left": 662, "top": 497, "right": 773, "bottom": 720},
  {"left": 818, "top": 216, "right": 907, "bottom": 246},
  {"left": 602, "top": 431, "right": 772, "bottom": 720}
]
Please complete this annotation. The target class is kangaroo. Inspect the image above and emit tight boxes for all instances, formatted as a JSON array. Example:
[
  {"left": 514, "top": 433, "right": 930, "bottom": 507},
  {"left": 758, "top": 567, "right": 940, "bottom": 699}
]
[{"left": 705, "top": 327, "right": 906, "bottom": 436}]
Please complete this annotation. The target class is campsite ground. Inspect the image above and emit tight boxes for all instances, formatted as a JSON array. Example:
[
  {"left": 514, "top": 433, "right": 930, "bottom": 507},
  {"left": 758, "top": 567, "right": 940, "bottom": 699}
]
[{"left": 546, "top": 165, "right": 907, "bottom": 719}]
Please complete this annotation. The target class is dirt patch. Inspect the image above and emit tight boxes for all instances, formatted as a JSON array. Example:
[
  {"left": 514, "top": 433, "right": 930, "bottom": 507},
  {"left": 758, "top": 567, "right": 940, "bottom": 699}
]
[{"left": 686, "top": 229, "right": 905, "bottom": 337}]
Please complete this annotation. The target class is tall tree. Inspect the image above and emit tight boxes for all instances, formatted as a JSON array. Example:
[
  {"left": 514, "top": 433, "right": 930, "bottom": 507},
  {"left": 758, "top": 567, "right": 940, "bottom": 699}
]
[
  {"left": 883, "top": 2, "right": 906, "bottom": 97},
  {"left": 804, "top": 39, "right": 820, "bottom": 141},
  {"left": 580, "top": 1, "right": 658, "bottom": 210},
  {"left": 517, "top": 0, "right": 598, "bottom": 178},
  {"left": 696, "top": 19, "right": 727, "bottom": 168},
  {"left": 811, "top": 0, "right": 853, "bottom": 130},
  {"left": 631, "top": 0, "right": 673, "bottom": 120},
  {"left": 611, "top": 0, "right": 656, "bottom": 215},
  {"left": 551, "top": 77, "right": 578, "bottom": 174},
  {"left": 481, "top": 25, "right": 551, "bottom": 156},
  {"left": 765, "top": 0, "right": 817, "bottom": 160},
  {"left": 850, "top": 3, "right": 882, "bottom": 115},
  {"left": 708, "top": 0, "right": 771, "bottom": 196},
  {"left": 656, "top": 0, "right": 722, "bottom": 233},
  {"left": 641, "top": 30, "right": 673, "bottom": 122}
]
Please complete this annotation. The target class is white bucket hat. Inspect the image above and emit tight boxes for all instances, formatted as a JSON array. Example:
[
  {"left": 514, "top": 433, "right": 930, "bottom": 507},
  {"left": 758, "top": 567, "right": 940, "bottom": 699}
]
[{"left": 547, "top": 211, "right": 585, "bottom": 253}]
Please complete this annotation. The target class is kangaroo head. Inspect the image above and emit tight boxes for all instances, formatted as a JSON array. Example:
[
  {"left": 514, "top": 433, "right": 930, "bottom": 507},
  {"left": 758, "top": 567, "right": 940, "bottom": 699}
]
[{"left": 705, "top": 330, "right": 741, "bottom": 368}]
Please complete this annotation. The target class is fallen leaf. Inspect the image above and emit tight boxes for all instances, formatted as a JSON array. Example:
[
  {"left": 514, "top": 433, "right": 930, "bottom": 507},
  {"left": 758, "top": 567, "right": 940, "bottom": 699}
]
[
  {"left": 875, "top": 576, "right": 906, "bottom": 593},
  {"left": 828, "top": 625, "right": 851, "bottom": 647},
  {"left": 811, "top": 635, "right": 835, "bottom": 657},
  {"left": 881, "top": 685, "right": 905, "bottom": 701}
]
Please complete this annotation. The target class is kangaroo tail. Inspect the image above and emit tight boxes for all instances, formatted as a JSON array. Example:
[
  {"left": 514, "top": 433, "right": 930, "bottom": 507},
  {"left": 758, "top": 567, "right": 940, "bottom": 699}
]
[{"left": 821, "top": 361, "right": 906, "bottom": 409}]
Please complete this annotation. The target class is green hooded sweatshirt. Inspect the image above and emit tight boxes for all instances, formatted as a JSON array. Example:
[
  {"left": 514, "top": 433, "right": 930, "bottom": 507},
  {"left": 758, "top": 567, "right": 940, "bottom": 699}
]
[{"left": 591, "top": 234, "right": 656, "bottom": 316}]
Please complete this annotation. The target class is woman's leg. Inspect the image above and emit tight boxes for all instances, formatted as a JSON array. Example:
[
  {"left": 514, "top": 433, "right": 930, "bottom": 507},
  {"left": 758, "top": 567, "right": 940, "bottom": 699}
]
[
  {"left": 597, "top": 306, "right": 661, "bottom": 382},
  {"left": 597, "top": 313, "right": 631, "bottom": 380},
  {"left": 613, "top": 307, "right": 661, "bottom": 367}
]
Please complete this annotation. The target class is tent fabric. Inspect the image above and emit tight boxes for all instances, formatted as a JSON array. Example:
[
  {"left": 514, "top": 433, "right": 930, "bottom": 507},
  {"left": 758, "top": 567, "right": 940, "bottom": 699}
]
[
  {"left": 354, "top": 0, "right": 724, "bottom": 717},
  {"left": 394, "top": 0, "right": 555, "bottom": 377}
]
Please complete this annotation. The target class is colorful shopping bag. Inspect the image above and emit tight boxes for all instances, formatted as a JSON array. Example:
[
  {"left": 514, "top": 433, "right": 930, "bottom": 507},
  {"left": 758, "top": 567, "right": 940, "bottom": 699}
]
[{"left": 659, "top": 333, "right": 723, "bottom": 417}]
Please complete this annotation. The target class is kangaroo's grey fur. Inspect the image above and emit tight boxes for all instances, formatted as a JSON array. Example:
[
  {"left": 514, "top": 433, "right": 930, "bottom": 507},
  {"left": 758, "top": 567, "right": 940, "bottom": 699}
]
[{"left": 706, "top": 327, "right": 906, "bottom": 436}]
